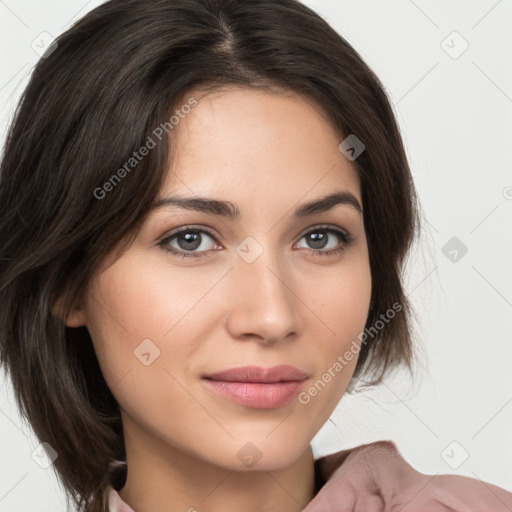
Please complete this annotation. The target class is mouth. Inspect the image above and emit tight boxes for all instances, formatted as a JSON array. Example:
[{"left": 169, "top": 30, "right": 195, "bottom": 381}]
[{"left": 201, "top": 365, "right": 310, "bottom": 409}]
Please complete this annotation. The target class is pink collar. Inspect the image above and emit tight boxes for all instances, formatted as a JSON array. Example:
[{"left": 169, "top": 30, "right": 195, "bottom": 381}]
[{"left": 107, "top": 485, "right": 136, "bottom": 512}]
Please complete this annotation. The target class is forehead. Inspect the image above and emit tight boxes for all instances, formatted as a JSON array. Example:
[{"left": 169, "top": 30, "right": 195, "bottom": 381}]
[{"left": 161, "top": 86, "right": 361, "bottom": 205}]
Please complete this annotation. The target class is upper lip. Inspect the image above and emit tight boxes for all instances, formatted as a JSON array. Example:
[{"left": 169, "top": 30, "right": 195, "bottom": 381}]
[{"left": 202, "top": 365, "right": 310, "bottom": 383}]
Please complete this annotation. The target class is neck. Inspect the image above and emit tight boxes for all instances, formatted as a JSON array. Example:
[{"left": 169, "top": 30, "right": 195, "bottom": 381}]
[{"left": 117, "top": 415, "right": 316, "bottom": 512}]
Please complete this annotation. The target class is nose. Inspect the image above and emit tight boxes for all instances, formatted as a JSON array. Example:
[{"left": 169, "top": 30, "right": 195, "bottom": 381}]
[{"left": 224, "top": 247, "right": 304, "bottom": 346}]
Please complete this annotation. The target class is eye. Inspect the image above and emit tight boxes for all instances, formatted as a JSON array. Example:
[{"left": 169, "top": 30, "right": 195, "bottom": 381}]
[
  {"left": 158, "top": 226, "right": 219, "bottom": 259},
  {"left": 157, "top": 224, "right": 354, "bottom": 260},
  {"left": 295, "top": 225, "right": 353, "bottom": 257}
]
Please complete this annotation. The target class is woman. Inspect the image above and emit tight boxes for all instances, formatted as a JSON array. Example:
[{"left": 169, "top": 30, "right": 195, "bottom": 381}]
[{"left": 0, "top": 1, "right": 510, "bottom": 511}]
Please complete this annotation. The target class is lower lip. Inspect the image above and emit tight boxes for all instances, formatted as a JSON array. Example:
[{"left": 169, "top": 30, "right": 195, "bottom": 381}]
[{"left": 202, "top": 379, "right": 306, "bottom": 409}]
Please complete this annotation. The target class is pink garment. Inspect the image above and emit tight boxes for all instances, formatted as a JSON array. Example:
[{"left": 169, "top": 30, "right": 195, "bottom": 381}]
[{"left": 108, "top": 485, "right": 135, "bottom": 512}]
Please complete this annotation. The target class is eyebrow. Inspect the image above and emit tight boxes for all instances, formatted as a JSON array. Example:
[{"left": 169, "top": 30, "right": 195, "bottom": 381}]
[{"left": 152, "top": 190, "right": 362, "bottom": 220}]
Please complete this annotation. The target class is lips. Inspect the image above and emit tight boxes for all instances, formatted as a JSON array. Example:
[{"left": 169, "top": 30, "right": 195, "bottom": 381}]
[
  {"left": 202, "top": 365, "right": 310, "bottom": 383},
  {"left": 201, "top": 365, "right": 310, "bottom": 409}
]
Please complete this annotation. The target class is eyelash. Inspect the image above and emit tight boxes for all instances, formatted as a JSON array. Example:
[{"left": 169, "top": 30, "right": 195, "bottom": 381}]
[{"left": 157, "top": 224, "right": 354, "bottom": 260}]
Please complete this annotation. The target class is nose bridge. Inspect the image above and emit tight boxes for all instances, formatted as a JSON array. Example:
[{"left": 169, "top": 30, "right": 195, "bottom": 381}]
[{"left": 225, "top": 235, "right": 302, "bottom": 342}]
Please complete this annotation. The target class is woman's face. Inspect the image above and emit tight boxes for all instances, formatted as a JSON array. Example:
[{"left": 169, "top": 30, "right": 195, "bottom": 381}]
[{"left": 71, "top": 86, "right": 372, "bottom": 471}]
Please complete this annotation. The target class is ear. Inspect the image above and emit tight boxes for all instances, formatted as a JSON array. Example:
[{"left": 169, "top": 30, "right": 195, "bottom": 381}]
[{"left": 52, "top": 293, "right": 87, "bottom": 327}]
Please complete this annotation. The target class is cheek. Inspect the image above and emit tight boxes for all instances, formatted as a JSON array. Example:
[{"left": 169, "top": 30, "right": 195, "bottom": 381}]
[
  {"left": 294, "top": 257, "right": 371, "bottom": 415},
  {"left": 83, "top": 255, "right": 229, "bottom": 399},
  {"left": 85, "top": 252, "right": 228, "bottom": 349},
  {"left": 89, "top": 259, "right": 209, "bottom": 336},
  {"left": 305, "top": 256, "right": 372, "bottom": 346},
  {"left": 83, "top": 268, "right": 196, "bottom": 432}
]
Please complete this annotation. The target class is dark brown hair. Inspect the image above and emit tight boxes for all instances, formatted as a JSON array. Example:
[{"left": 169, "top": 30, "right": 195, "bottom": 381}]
[{"left": 0, "top": 0, "right": 421, "bottom": 510}]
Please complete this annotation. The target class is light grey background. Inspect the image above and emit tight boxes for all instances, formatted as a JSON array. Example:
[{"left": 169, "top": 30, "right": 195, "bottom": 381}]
[{"left": 1, "top": 1, "right": 511, "bottom": 510}]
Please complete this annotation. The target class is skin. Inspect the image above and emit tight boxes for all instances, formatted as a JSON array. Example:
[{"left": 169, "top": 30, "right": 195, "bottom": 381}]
[{"left": 63, "top": 86, "right": 372, "bottom": 512}]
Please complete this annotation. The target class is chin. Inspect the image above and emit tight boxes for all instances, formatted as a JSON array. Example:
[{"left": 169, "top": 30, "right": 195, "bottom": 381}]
[{"left": 201, "top": 435, "right": 314, "bottom": 472}]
